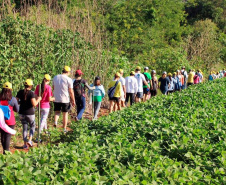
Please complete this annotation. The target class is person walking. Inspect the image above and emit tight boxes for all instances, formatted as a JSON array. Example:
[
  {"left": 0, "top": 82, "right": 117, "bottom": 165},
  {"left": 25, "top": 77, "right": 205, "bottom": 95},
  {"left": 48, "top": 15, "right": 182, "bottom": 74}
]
[
  {"left": 118, "top": 69, "right": 126, "bottom": 108},
  {"left": 34, "top": 74, "right": 55, "bottom": 134},
  {"left": 125, "top": 71, "right": 138, "bottom": 106},
  {"left": 16, "top": 79, "right": 42, "bottom": 148},
  {"left": 53, "top": 66, "right": 75, "bottom": 133},
  {"left": 150, "top": 70, "right": 158, "bottom": 96},
  {"left": 181, "top": 66, "right": 188, "bottom": 89},
  {"left": 194, "top": 72, "right": 200, "bottom": 84},
  {"left": 143, "top": 67, "right": 152, "bottom": 101},
  {"left": 89, "top": 76, "right": 105, "bottom": 120},
  {"left": 173, "top": 72, "right": 181, "bottom": 92},
  {"left": 197, "top": 70, "right": 203, "bottom": 83},
  {"left": 0, "top": 82, "right": 19, "bottom": 153},
  {"left": 158, "top": 72, "right": 170, "bottom": 95},
  {"left": 108, "top": 72, "right": 122, "bottom": 113},
  {"left": 167, "top": 73, "right": 175, "bottom": 94},
  {"left": 73, "top": 69, "right": 94, "bottom": 121},
  {"left": 134, "top": 66, "right": 150, "bottom": 102},
  {"left": 187, "top": 69, "right": 194, "bottom": 86},
  {"left": 208, "top": 72, "right": 214, "bottom": 81}
]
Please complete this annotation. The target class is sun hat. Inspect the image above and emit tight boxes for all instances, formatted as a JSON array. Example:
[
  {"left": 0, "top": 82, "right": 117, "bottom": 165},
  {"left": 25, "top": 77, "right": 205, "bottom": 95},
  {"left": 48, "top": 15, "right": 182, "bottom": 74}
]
[
  {"left": 64, "top": 66, "right": 71, "bottom": 72},
  {"left": 162, "top": 71, "right": 167, "bottom": 75},
  {"left": 3, "top": 82, "right": 12, "bottom": 90},
  {"left": 136, "top": 66, "right": 141, "bottom": 70},
  {"left": 119, "top": 69, "right": 124, "bottom": 73},
  {"left": 25, "top": 79, "right": 33, "bottom": 86},
  {"left": 130, "top": 71, "right": 135, "bottom": 75},
  {"left": 168, "top": 73, "right": 172, "bottom": 76},
  {"left": 151, "top": 70, "right": 156, "bottom": 74},
  {"left": 44, "top": 74, "right": 51, "bottom": 81},
  {"left": 75, "top": 69, "right": 84, "bottom": 75},
  {"left": 115, "top": 72, "right": 121, "bottom": 77},
  {"left": 144, "top": 67, "right": 149, "bottom": 70}
]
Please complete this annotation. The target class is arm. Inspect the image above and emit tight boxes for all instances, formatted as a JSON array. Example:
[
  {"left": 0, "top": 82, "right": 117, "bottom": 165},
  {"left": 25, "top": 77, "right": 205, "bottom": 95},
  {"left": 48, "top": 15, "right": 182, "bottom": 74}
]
[
  {"left": 0, "top": 110, "right": 16, "bottom": 135},
  {"left": 85, "top": 83, "right": 95, "bottom": 90},
  {"left": 11, "top": 97, "right": 19, "bottom": 112},
  {"left": 69, "top": 88, "right": 75, "bottom": 107},
  {"left": 31, "top": 97, "right": 42, "bottom": 107}
]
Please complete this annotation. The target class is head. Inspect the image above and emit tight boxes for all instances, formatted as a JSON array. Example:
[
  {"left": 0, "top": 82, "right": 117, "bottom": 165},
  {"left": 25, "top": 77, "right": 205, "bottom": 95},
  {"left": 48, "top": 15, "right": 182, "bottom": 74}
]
[
  {"left": 130, "top": 71, "right": 135, "bottom": 76},
  {"left": 151, "top": 70, "right": 156, "bottom": 76},
  {"left": 135, "top": 66, "right": 141, "bottom": 73},
  {"left": 195, "top": 72, "right": 198, "bottom": 75},
  {"left": 173, "top": 72, "right": 176, "bottom": 76},
  {"left": 177, "top": 70, "right": 181, "bottom": 75},
  {"left": 62, "top": 66, "right": 71, "bottom": 76},
  {"left": 24, "top": 79, "right": 33, "bottom": 100},
  {"left": 168, "top": 73, "right": 172, "bottom": 78},
  {"left": 144, "top": 67, "right": 149, "bottom": 72},
  {"left": 75, "top": 69, "right": 84, "bottom": 78},
  {"left": 0, "top": 82, "right": 13, "bottom": 101},
  {"left": 115, "top": 72, "right": 121, "bottom": 80},
  {"left": 41, "top": 74, "right": 51, "bottom": 96},
  {"left": 94, "top": 76, "right": 101, "bottom": 86},
  {"left": 162, "top": 71, "right": 167, "bottom": 78},
  {"left": 182, "top": 66, "right": 185, "bottom": 71},
  {"left": 119, "top": 69, "right": 124, "bottom": 77}
]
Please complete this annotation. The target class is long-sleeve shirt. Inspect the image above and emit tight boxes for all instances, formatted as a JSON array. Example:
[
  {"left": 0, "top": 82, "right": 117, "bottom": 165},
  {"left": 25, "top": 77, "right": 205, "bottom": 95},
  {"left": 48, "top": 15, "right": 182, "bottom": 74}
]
[
  {"left": 125, "top": 76, "right": 138, "bottom": 94},
  {"left": 89, "top": 84, "right": 105, "bottom": 102},
  {"left": 0, "top": 109, "right": 16, "bottom": 135}
]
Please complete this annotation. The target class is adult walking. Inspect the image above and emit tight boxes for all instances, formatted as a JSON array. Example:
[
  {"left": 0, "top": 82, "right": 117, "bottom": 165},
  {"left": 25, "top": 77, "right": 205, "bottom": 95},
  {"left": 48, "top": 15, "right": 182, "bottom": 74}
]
[
  {"left": 173, "top": 72, "right": 181, "bottom": 92},
  {"left": 187, "top": 70, "right": 194, "bottom": 86},
  {"left": 125, "top": 71, "right": 138, "bottom": 106},
  {"left": 181, "top": 66, "right": 188, "bottom": 89},
  {"left": 150, "top": 70, "right": 158, "bottom": 97},
  {"left": 135, "top": 66, "right": 150, "bottom": 102},
  {"left": 34, "top": 74, "right": 55, "bottom": 134},
  {"left": 0, "top": 82, "right": 19, "bottom": 153},
  {"left": 53, "top": 66, "right": 75, "bottom": 133},
  {"left": 167, "top": 73, "right": 175, "bottom": 94},
  {"left": 194, "top": 72, "right": 200, "bottom": 84},
  {"left": 197, "top": 70, "right": 203, "bottom": 83},
  {"left": 89, "top": 76, "right": 105, "bottom": 120},
  {"left": 158, "top": 72, "right": 170, "bottom": 95},
  {"left": 143, "top": 67, "right": 152, "bottom": 101},
  {"left": 108, "top": 72, "right": 122, "bottom": 113},
  {"left": 118, "top": 69, "right": 126, "bottom": 108},
  {"left": 16, "top": 79, "right": 41, "bottom": 148},
  {"left": 73, "top": 69, "right": 94, "bottom": 121}
]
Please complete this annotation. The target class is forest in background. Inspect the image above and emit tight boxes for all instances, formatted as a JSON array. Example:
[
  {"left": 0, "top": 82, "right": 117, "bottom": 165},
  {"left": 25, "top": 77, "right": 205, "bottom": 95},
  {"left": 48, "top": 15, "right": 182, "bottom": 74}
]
[{"left": 0, "top": 0, "right": 225, "bottom": 91}]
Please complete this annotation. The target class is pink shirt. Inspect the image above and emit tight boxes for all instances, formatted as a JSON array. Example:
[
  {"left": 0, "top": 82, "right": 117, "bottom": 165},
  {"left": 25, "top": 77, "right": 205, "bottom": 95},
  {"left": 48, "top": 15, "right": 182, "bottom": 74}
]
[
  {"left": 194, "top": 75, "right": 200, "bottom": 84},
  {"left": 35, "top": 85, "right": 53, "bottom": 109}
]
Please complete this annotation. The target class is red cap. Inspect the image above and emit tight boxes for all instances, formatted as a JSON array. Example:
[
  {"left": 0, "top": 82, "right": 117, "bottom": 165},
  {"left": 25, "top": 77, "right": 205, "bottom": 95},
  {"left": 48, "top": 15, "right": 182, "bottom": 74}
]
[{"left": 75, "top": 69, "right": 84, "bottom": 75}]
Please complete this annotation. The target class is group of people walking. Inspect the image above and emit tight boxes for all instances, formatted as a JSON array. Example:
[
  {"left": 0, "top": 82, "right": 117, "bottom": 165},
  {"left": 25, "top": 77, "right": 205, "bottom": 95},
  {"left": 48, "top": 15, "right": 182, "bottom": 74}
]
[{"left": 0, "top": 65, "right": 225, "bottom": 153}]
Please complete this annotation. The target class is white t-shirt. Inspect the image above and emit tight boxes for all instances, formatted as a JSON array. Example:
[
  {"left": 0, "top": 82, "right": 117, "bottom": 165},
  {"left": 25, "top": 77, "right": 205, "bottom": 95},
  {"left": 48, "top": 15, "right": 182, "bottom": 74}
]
[
  {"left": 119, "top": 77, "right": 125, "bottom": 100},
  {"left": 125, "top": 76, "right": 138, "bottom": 93},
  {"left": 53, "top": 74, "right": 73, "bottom": 103},
  {"left": 135, "top": 73, "right": 145, "bottom": 92}
]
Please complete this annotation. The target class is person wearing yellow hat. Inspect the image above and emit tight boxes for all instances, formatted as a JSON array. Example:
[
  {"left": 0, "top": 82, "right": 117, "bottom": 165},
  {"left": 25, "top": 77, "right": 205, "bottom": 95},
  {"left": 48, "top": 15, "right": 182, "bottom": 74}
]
[
  {"left": 52, "top": 66, "right": 75, "bottom": 132},
  {"left": 118, "top": 69, "right": 126, "bottom": 108},
  {"left": 125, "top": 71, "right": 138, "bottom": 106},
  {"left": 208, "top": 71, "right": 214, "bottom": 81},
  {"left": 0, "top": 82, "right": 19, "bottom": 153},
  {"left": 167, "top": 73, "right": 175, "bottom": 94},
  {"left": 16, "top": 79, "right": 42, "bottom": 149},
  {"left": 108, "top": 72, "right": 122, "bottom": 113},
  {"left": 135, "top": 66, "right": 150, "bottom": 102},
  {"left": 187, "top": 69, "right": 194, "bottom": 87},
  {"left": 34, "top": 74, "right": 55, "bottom": 135}
]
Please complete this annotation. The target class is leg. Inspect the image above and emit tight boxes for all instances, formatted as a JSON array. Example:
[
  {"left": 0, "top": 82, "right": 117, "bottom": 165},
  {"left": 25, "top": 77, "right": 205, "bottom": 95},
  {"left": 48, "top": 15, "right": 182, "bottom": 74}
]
[
  {"left": 40, "top": 109, "right": 50, "bottom": 132},
  {"left": 27, "top": 115, "right": 35, "bottom": 142},
  {"left": 109, "top": 100, "right": 115, "bottom": 113},
  {"left": 131, "top": 93, "right": 135, "bottom": 106},
  {"left": 116, "top": 100, "right": 121, "bottom": 111},
  {"left": 4, "top": 125, "right": 15, "bottom": 153},
  {"left": 62, "top": 112, "right": 68, "bottom": 129},
  {"left": 125, "top": 93, "right": 130, "bottom": 106},
  {"left": 0, "top": 128, "right": 6, "bottom": 153},
  {"left": 94, "top": 102, "right": 101, "bottom": 119},
  {"left": 77, "top": 97, "right": 86, "bottom": 120},
  {"left": 20, "top": 114, "right": 28, "bottom": 145}
]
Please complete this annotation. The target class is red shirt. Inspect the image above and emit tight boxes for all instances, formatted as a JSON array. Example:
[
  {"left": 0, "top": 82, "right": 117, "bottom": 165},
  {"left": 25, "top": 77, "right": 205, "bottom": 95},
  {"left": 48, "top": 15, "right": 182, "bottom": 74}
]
[{"left": 0, "top": 100, "right": 16, "bottom": 126}]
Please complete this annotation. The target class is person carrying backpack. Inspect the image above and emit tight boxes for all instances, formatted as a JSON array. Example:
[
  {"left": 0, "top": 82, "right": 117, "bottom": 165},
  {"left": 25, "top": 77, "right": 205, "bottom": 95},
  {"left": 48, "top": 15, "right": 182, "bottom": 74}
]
[
  {"left": 34, "top": 74, "right": 55, "bottom": 134},
  {"left": 167, "top": 73, "right": 176, "bottom": 94},
  {"left": 173, "top": 72, "right": 181, "bottom": 91},
  {"left": 158, "top": 72, "right": 170, "bottom": 95},
  {"left": 89, "top": 76, "right": 105, "bottom": 120},
  {"left": 143, "top": 67, "right": 152, "bottom": 102},
  {"left": 208, "top": 72, "right": 214, "bottom": 81},
  {"left": 0, "top": 82, "right": 19, "bottom": 153},
  {"left": 53, "top": 66, "right": 75, "bottom": 132},
  {"left": 181, "top": 66, "right": 188, "bottom": 89},
  {"left": 108, "top": 72, "right": 122, "bottom": 113},
  {"left": 150, "top": 70, "right": 158, "bottom": 96},
  {"left": 73, "top": 69, "right": 94, "bottom": 121},
  {"left": 16, "top": 79, "right": 42, "bottom": 149},
  {"left": 194, "top": 72, "right": 200, "bottom": 84}
]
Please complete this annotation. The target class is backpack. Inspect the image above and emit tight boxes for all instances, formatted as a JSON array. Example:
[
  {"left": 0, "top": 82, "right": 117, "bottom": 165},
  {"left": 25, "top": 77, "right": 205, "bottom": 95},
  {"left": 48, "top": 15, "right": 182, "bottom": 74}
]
[
  {"left": 143, "top": 73, "right": 150, "bottom": 85},
  {"left": 0, "top": 100, "right": 11, "bottom": 120},
  {"left": 73, "top": 79, "right": 85, "bottom": 98},
  {"left": 108, "top": 81, "right": 119, "bottom": 99}
]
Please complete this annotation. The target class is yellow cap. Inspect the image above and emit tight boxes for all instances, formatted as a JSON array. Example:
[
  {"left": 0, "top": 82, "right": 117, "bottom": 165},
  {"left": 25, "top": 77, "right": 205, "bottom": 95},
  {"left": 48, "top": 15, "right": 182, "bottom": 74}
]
[
  {"left": 44, "top": 74, "right": 51, "bottom": 81},
  {"left": 115, "top": 72, "right": 121, "bottom": 77},
  {"left": 130, "top": 71, "right": 135, "bottom": 75},
  {"left": 173, "top": 72, "right": 176, "bottom": 75},
  {"left": 25, "top": 79, "right": 33, "bottom": 86},
  {"left": 64, "top": 66, "right": 71, "bottom": 72},
  {"left": 119, "top": 69, "right": 123, "bottom": 73},
  {"left": 136, "top": 66, "right": 141, "bottom": 70},
  {"left": 3, "top": 82, "right": 12, "bottom": 89},
  {"left": 168, "top": 73, "right": 172, "bottom": 76}
]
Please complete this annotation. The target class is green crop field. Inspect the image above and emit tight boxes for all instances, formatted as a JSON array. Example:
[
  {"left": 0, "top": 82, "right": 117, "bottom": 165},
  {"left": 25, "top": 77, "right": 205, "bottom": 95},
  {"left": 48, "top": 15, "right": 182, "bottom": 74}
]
[{"left": 0, "top": 78, "right": 225, "bottom": 184}]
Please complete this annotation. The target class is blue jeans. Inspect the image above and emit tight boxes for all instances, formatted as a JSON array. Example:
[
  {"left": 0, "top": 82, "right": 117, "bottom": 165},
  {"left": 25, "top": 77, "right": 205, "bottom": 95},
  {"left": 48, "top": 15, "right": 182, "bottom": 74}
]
[{"left": 75, "top": 96, "right": 86, "bottom": 120}]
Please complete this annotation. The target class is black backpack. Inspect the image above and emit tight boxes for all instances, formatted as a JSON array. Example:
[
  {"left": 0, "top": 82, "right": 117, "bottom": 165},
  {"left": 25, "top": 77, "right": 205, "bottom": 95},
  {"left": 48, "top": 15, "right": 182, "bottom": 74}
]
[
  {"left": 73, "top": 79, "right": 85, "bottom": 97},
  {"left": 143, "top": 73, "right": 150, "bottom": 85}
]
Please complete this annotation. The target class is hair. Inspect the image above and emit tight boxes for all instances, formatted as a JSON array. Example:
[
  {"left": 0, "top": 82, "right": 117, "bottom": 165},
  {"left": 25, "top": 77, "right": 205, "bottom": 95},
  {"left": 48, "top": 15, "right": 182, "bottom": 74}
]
[
  {"left": 62, "top": 69, "right": 68, "bottom": 73},
  {"left": 75, "top": 74, "right": 82, "bottom": 78},
  {"left": 0, "top": 88, "right": 12, "bottom": 101},
  {"left": 94, "top": 76, "right": 101, "bottom": 86},
  {"left": 115, "top": 74, "right": 120, "bottom": 79},
  {"left": 24, "top": 85, "right": 32, "bottom": 100},
  {"left": 135, "top": 69, "right": 140, "bottom": 72},
  {"left": 169, "top": 76, "right": 172, "bottom": 81},
  {"left": 41, "top": 78, "right": 46, "bottom": 96},
  {"left": 130, "top": 72, "right": 135, "bottom": 76}
]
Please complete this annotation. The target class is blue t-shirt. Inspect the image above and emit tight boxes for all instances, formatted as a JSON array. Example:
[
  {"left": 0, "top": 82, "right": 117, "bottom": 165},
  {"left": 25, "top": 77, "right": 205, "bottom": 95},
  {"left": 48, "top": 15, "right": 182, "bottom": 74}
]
[
  {"left": 208, "top": 75, "right": 213, "bottom": 81},
  {"left": 158, "top": 77, "right": 170, "bottom": 91}
]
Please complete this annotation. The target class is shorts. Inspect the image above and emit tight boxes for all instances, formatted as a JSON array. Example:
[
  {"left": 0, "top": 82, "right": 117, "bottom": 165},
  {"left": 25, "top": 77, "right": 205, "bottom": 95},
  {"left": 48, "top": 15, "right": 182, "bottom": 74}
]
[
  {"left": 150, "top": 90, "right": 157, "bottom": 97},
  {"left": 54, "top": 102, "right": 71, "bottom": 112},
  {"left": 109, "top": 97, "right": 120, "bottom": 102},
  {"left": 143, "top": 88, "right": 150, "bottom": 95},
  {"left": 136, "top": 92, "right": 143, "bottom": 98}
]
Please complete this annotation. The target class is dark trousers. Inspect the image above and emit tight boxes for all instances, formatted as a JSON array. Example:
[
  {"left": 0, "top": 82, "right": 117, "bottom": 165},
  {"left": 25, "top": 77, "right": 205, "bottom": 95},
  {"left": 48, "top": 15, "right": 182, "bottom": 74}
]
[
  {"left": 150, "top": 90, "right": 157, "bottom": 97},
  {"left": 0, "top": 125, "right": 15, "bottom": 154},
  {"left": 125, "top": 93, "right": 135, "bottom": 106},
  {"left": 75, "top": 96, "right": 86, "bottom": 120}
]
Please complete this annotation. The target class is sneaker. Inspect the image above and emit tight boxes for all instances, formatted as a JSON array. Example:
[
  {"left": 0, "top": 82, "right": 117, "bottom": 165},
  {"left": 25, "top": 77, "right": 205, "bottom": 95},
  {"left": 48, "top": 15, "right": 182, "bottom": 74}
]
[
  {"left": 54, "top": 124, "right": 57, "bottom": 128},
  {"left": 23, "top": 144, "right": 28, "bottom": 149},
  {"left": 27, "top": 141, "right": 33, "bottom": 147},
  {"left": 75, "top": 117, "right": 79, "bottom": 122},
  {"left": 35, "top": 138, "right": 42, "bottom": 143},
  {"left": 64, "top": 129, "right": 68, "bottom": 133}
]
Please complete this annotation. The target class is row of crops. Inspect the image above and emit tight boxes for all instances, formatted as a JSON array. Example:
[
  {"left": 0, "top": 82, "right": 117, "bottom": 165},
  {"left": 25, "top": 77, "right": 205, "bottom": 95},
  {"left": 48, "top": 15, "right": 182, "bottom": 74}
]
[{"left": 0, "top": 79, "right": 226, "bottom": 184}]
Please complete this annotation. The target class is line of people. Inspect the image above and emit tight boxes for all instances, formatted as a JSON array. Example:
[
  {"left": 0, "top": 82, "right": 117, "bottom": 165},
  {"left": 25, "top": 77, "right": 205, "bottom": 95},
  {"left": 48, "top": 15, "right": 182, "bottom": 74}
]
[{"left": 0, "top": 65, "right": 225, "bottom": 153}]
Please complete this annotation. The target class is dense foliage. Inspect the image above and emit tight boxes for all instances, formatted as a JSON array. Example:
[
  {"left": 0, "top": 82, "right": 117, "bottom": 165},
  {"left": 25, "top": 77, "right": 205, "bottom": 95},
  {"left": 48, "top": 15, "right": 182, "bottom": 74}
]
[{"left": 0, "top": 79, "right": 225, "bottom": 184}]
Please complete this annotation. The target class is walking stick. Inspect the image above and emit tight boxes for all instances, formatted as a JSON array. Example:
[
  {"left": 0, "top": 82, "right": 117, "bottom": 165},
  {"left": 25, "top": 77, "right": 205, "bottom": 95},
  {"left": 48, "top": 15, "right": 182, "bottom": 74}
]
[{"left": 37, "top": 84, "right": 41, "bottom": 147}]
